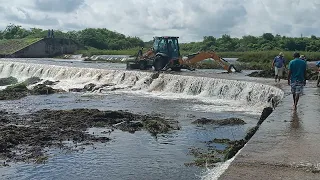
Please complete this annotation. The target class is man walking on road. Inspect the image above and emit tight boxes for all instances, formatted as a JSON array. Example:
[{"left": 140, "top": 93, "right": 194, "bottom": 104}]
[
  {"left": 287, "top": 52, "right": 307, "bottom": 111},
  {"left": 273, "top": 52, "right": 286, "bottom": 82}
]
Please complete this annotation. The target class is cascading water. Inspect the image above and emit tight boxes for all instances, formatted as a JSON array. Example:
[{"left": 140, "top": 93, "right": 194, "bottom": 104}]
[
  {"left": 89, "top": 55, "right": 131, "bottom": 61},
  {"left": 0, "top": 61, "right": 284, "bottom": 115}
]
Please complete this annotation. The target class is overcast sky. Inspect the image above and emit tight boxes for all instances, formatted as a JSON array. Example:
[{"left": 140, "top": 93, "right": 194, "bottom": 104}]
[{"left": 0, "top": 0, "right": 318, "bottom": 42}]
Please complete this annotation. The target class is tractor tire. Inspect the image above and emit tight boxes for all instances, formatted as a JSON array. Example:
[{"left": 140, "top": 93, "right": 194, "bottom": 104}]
[
  {"left": 139, "top": 60, "right": 147, "bottom": 70},
  {"left": 154, "top": 56, "right": 166, "bottom": 71}
]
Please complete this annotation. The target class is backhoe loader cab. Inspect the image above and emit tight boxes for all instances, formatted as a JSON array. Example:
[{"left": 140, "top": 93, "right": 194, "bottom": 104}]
[
  {"left": 153, "top": 36, "right": 180, "bottom": 59},
  {"left": 151, "top": 36, "right": 182, "bottom": 71},
  {"left": 126, "top": 36, "right": 183, "bottom": 71}
]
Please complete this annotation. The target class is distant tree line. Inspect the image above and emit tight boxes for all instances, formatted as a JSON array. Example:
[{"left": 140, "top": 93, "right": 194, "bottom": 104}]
[
  {"left": 179, "top": 33, "right": 320, "bottom": 52},
  {"left": 1, "top": 24, "right": 320, "bottom": 52},
  {"left": 126, "top": 33, "right": 320, "bottom": 53},
  {"left": 0, "top": 24, "right": 144, "bottom": 50}
]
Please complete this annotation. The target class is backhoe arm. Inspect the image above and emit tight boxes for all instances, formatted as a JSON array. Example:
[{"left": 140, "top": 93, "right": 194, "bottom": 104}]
[{"left": 179, "top": 51, "right": 236, "bottom": 72}]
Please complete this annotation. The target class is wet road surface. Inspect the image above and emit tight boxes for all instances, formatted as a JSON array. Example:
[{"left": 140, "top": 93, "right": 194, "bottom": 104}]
[{"left": 219, "top": 82, "right": 320, "bottom": 180}]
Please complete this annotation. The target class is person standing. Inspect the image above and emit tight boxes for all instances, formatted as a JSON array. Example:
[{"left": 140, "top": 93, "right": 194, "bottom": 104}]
[
  {"left": 272, "top": 52, "right": 286, "bottom": 82},
  {"left": 287, "top": 52, "right": 307, "bottom": 111},
  {"left": 316, "top": 61, "right": 320, "bottom": 87},
  {"left": 47, "top": 29, "right": 51, "bottom": 38},
  {"left": 300, "top": 55, "right": 306, "bottom": 61}
]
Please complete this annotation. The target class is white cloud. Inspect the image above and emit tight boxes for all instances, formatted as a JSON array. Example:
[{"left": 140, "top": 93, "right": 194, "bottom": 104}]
[{"left": 0, "top": 0, "right": 319, "bottom": 42}]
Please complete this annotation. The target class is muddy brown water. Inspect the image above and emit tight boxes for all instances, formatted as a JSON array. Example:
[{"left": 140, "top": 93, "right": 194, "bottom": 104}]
[{"left": 0, "top": 59, "right": 267, "bottom": 180}]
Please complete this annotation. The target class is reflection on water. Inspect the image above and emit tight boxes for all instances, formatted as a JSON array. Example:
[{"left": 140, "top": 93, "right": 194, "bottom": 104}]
[
  {"left": 290, "top": 111, "right": 301, "bottom": 130},
  {"left": 287, "top": 111, "right": 304, "bottom": 141}
]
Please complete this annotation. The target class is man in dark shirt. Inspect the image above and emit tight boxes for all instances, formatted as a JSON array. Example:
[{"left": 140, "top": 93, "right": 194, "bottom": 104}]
[{"left": 287, "top": 52, "right": 307, "bottom": 111}]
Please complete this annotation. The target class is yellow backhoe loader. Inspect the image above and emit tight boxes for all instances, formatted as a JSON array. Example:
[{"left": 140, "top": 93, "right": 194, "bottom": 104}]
[{"left": 126, "top": 36, "right": 241, "bottom": 73}]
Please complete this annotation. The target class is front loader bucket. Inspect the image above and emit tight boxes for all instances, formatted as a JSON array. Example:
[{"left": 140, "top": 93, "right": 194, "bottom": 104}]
[{"left": 126, "top": 61, "right": 140, "bottom": 70}]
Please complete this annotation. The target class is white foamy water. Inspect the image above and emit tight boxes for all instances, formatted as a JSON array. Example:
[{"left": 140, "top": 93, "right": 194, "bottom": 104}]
[
  {"left": 89, "top": 55, "right": 131, "bottom": 61},
  {"left": 69, "top": 54, "right": 83, "bottom": 59},
  {"left": 0, "top": 61, "right": 284, "bottom": 115},
  {"left": 0, "top": 60, "right": 285, "bottom": 179}
]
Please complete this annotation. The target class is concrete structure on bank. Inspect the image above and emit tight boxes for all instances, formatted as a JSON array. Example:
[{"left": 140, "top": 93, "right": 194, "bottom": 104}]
[
  {"left": 219, "top": 82, "right": 320, "bottom": 180},
  {"left": 0, "top": 38, "right": 80, "bottom": 58}
]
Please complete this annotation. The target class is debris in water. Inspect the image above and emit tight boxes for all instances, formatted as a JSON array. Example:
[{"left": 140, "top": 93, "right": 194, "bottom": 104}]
[
  {"left": 0, "top": 76, "right": 18, "bottom": 86},
  {"left": 0, "top": 83, "right": 28, "bottom": 100},
  {"left": 31, "top": 84, "right": 55, "bottom": 95},
  {"left": 192, "top": 117, "right": 246, "bottom": 126},
  {"left": 23, "top": 77, "right": 42, "bottom": 85},
  {"left": 0, "top": 108, "right": 178, "bottom": 165},
  {"left": 0, "top": 82, "right": 65, "bottom": 100},
  {"left": 184, "top": 147, "right": 222, "bottom": 167}
]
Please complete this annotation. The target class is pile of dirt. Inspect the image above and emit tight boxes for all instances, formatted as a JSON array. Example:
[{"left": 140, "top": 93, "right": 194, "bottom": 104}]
[
  {"left": 31, "top": 84, "right": 55, "bottom": 95},
  {"left": 192, "top": 117, "right": 246, "bottom": 126},
  {"left": 306, "top": 69, "right": 320, "bottom": 80},
  {"left": 68, "top": 83, "right": 119, "bottom": 93},
  {"left": 0, "top": 108, "right": 178, "bottom": 164},
  {"left": 42, "top": 80, "right": 59, "bottom": 86},
  {"left": 68, "top": 83, "right": 98, "bottom": 92},
  {"left": 248, "top": 69, "right": 318, "bottom": 80},
  {"left": 0, "top": 76, "right": 18, "bottom": 86},
  {"left": 0, "top": 76, "right": 43, "bottom": 87},
  {"left": 0, "top": 79, "right": 64, "bottom": 100},
  {"left": 0, "top": 83, "right": 29, "bottom": 100},
  {"left": 247, "top": 69, "right": 275, "bottom": 78},
  {"left": 23, "top": 77, "right": 42, "bottom": 85}
]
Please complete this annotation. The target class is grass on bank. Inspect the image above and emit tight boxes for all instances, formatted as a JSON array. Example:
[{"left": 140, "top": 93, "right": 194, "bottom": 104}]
[
  {"left": 0, "top": 38, "right": 43, "bottom": 55},
  {"left": 76, "top": 47, "right": 142, "bottom": 57}
]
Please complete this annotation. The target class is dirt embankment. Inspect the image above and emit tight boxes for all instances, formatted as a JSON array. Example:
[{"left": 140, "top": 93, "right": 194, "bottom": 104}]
[{"left": 0, "top": 109, "right": 179, "bottom": 165}]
